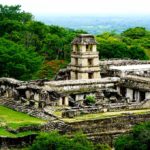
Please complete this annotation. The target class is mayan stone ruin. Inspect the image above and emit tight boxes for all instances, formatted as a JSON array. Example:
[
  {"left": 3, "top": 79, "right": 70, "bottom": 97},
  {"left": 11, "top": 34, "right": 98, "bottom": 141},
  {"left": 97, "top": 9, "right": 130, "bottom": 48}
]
[{"left": 0, "top": 34, "right": 150, "bottom": 118}]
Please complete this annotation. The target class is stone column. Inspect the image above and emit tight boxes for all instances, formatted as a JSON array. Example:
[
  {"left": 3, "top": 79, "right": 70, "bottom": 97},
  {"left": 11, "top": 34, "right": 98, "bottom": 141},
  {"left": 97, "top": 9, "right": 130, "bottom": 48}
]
[
  {"left": 135, "top": 91, "right": 140, "bottom": 102},
  {"left": 34, "top": 101, "right": 39, "bottom": 109},
  {"left": 71, "top": 71, "right": 76, "bottom": 80},
  {"left": 146, "top": 92, "right": 150, "bottom": 100},
  {"left": 25, "top": 90, "right": 31, "bottom": 99},
  {"left": 64, "top": 97, "right": 69, "bottom": 106},
  {"left": 92, "top": 45, "right": 97, "bottom": 52},
  {"left": 93, "top": 72, "right": 100, "bottom": 79},
  {"left": 58, "top": 97, "right": 63, "bottom": 106},
  {"left": 126, "top": 88, "right": 133, "bottom": 101},
  {"left": 34, "top": 93, "right": 40, "bottom": 101},
  {"left": 117, "top": 86, "right": 120, "bottom": 94}
]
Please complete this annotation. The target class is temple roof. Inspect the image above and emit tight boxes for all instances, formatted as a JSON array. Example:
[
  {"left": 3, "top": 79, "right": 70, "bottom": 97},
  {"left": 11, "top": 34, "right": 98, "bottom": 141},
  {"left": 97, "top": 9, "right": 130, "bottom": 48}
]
[{"left": 71, "top": 34, "right": 97, "bottom": 45}]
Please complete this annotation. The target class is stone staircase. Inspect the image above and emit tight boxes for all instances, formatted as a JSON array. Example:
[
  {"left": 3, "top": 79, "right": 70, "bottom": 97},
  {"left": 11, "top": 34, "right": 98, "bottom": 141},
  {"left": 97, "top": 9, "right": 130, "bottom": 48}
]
[{"left": 0, "top": 97, "right": 56, "bottom": 120}]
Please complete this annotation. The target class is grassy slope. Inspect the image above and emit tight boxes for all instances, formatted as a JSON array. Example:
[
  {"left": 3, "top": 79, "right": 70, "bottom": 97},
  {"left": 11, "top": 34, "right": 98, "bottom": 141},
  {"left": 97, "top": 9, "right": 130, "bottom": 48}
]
[
  {"left": 0, "top": 105, "right": 46, "bottom": 137},
  {"left": 61, "top": 109, "right": 150, "bottom": 123}
]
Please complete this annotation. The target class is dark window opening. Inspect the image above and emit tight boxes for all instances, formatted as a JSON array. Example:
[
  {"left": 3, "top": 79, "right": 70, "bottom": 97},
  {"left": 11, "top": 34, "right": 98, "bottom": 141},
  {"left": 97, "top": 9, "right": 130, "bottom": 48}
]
[
  {"left": 133, "top": 90, "right": 135, "bottom": 100},
  {"left": 29, "top": 100, "right": 35, "bottom": 107},
  {"left": 75, "top": 71, "right": 78, "bottom": 79},
  {"left": 88, "top": 59, "right": 93, "bottom": 66},
  {"left": 120, "top": 87, "right": 126, "bottom": 97},
  {"left": 76, "top": 45, "right": 80, "bottom": 51},
  {"left": 86, "top": 45, "right": 89, "bottom": 51},
  {"left": 62, "top": 97, "right": 65, "bottom": 105},
  {"left": 140, "top": 91, "right": 145, "bottom": 102},
  {"left": 19, "top": 90, "right": 26, "bottom": 99},
  {"left": 75, "top": 58, "right": 78, "bottom": 65},
  {"left": 86, "top": 45, "right": 92, "bottom": 51},
  {"left": 88, "top": 73, "right": 94, "bottom": 79}
]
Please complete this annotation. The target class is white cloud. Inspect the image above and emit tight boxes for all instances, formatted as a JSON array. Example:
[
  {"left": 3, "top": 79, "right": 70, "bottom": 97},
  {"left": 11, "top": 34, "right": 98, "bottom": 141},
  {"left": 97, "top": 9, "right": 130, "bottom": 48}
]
[{"left": 0, "top": 0, "right": 150, "bottom": 15}]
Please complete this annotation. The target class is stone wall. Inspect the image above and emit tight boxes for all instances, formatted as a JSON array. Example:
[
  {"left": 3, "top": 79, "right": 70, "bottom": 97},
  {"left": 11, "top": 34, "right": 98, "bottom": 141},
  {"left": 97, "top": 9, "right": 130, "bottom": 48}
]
[
  {"left": 64, "top": 113, "right": 150, "bottom": 146},
  {"left": 100, "top": 59, "right": 150, "bottom": 77},
  {"left": 0, "top": 78, "right": 63, "bottom": 109}
]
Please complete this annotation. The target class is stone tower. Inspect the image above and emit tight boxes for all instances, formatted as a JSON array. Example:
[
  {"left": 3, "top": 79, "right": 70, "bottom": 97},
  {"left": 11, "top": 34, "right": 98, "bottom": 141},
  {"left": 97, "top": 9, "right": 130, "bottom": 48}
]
[{"left": 68, "top": 34, "right": 101, "bottom": 80}]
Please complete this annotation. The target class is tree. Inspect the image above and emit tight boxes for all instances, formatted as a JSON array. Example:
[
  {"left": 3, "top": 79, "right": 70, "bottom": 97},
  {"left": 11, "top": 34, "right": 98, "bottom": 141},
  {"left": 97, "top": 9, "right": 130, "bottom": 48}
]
[
  {"left": 122, "top": 27, "right": 146, "bottom": 39},
  {"left": 29, "top": 131, "right": 94, "bottom": 150},
  {"left": 96, "top": 33, "right": 147, "bottom": 60},
  {"left": 114, "top": 121, "right": 150, "bottom": 150},
  {"left": 0, "top": 5, "right": 32, "bottom": 37},
  {"left": 0, "top": 38, "right": 43, "bottom": 80},
  {"left": 97, "top": 37, "right": 129, "bottom": 59},
  {"left": 0, "top": 4, "right": 32, "bottom": 22}
]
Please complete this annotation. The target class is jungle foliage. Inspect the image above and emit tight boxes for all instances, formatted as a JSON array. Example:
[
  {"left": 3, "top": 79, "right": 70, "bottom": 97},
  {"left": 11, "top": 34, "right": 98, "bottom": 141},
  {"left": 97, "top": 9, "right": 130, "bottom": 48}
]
[
  {"left": 114, "top": 121, "right": 150, "bottom": 150},
  {"left": 29, "top": 131, "right": 111, "bottom": 150},
  {"left": 0, "top": 4, "right": 150, "bottom": 80}
]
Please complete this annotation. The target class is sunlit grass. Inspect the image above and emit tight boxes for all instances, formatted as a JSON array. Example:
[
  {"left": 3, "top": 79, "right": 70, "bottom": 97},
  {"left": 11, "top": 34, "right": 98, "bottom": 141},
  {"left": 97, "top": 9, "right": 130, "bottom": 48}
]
[
  {"left": 0, "top": 105, "right": 46, "bottom": 128},
  {"left": 62, "top": 109, "right": 150, "bottom": 123},
  {"left": 0, "top": 105, "right": 47, "bottom": 137},
  {"left": 0, "top": 128, "right": 37, "bottom": 138}
]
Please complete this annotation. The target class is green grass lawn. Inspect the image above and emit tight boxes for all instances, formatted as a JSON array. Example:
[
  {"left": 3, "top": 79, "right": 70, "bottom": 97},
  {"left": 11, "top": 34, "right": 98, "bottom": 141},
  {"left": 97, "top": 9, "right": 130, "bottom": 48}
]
[
  {"left": 0, "top": 105, "right": 47, "bottom": 137},
  {"left": 61, "top": 109, "right": 150, "bottom": 123}
]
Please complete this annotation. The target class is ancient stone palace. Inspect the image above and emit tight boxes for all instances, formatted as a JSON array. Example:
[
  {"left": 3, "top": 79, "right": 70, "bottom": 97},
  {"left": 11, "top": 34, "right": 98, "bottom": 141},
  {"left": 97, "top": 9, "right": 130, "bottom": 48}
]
[{"left": 1, "top": 34, "right": 150, "bottom": 116}]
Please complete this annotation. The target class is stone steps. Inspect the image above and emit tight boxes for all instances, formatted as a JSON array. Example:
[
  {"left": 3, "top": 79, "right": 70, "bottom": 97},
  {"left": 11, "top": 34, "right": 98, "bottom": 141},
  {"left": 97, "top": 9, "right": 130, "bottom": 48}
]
[{"left": 0, "top": 97, "right": 55, "bottom": 120}]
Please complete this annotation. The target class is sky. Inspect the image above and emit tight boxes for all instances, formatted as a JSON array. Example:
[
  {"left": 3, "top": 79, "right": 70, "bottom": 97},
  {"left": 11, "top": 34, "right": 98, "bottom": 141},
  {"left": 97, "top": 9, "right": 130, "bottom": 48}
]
[{"left": 0, "top": 0, "right": 150, "bottom": 16}]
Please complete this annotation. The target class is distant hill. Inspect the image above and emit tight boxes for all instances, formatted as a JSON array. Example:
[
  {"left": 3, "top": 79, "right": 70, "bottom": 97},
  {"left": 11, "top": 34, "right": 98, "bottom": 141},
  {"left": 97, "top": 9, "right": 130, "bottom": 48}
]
[{"left": 35, "top": 15, "right": 150, "bottom": 35}]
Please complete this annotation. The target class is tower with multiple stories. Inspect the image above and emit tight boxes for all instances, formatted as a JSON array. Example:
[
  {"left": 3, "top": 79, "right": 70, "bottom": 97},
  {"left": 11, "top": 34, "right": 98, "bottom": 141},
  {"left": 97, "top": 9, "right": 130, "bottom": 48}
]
[{"left": 68, "top": 34, "right": 101, "bottom": 80}]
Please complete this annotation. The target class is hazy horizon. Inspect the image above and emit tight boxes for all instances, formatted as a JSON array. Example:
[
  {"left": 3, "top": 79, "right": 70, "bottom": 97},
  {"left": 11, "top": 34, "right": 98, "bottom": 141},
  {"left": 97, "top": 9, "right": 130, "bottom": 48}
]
[
  {"left": 1, "top": 0, "right": 150, "bottom": 17},
  {"left": 1, "top": 0, "right": 150, "bottom": 35}
]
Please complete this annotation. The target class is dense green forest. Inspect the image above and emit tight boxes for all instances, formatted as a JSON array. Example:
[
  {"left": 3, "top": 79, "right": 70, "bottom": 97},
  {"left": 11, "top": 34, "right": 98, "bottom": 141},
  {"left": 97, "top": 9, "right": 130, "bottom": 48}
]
[
  {"left": 114, "top": 121, "right": 150, "bottom": 150},
  {"left": 29, "top": 131, "right": 111, "bottom": 150},
  {"left": 0, "top": 5, "right": 150, "bottom": 80},
  {"left": 29, "top": 121, "right": 150, "bottom": 150}
]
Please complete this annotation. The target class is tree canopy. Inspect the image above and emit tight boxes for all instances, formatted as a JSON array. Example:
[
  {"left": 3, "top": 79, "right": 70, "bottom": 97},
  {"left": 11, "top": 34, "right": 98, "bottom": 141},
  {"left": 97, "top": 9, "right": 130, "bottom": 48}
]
[
  {"left": 0, "top": 4, "right": 150, "bottom": 80},
  {"left": 114, "top": 121, "right": 150, "bottom": 150},
  {"left": 0, "top": 38, "right": 43, "bottom": 80}
]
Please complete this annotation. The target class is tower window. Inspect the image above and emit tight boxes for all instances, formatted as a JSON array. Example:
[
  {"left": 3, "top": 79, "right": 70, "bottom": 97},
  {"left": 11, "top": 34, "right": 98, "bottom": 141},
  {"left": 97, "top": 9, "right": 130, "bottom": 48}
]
[
  {"left": 75, "top": 58, "right": 78, "bottom": 65},
  {"left": 86, "top": 45, "right": 92, "bottom": 51},
  {"left": 88, "top": 73, "right": 94, "bottom": 79},
  {"left": 88, "top": 59, "right": 93, "bottom": 66},
  {"left": 62, "top": 97, "right": 65, "bottom": 105},
  {"left": 86, "top": 45, "right": 89, "bottom": 51},
  {"left": 139, "top": 91, "right": 145, "bottom": 102},
  {"left": 76, "top": 45, "right": 80, "bottom": 51},
  {"left": 75, "top": 71, "right": 78, "bottom": 79},
  {"left": 120, "top": 87, "right": 126, "bottom": 97}
]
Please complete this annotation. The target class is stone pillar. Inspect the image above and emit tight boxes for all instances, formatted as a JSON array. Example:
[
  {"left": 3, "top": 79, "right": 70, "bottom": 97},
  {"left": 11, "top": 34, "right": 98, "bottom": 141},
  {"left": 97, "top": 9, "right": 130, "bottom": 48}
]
[
  {"left": 5, "top": 91, "right": 9, "bottom": 97},
  {"left": 64, "top": 97, "right": 69, "bottom": 106},
  {"left": 34, "top": 101, "right": 39, "bottom": 109},
  {"left": 93, "top": 72, "right": 100, "bottom": 79},
  {"left": 71, "top": 71, "right": 76, "bottom": 80},
  {"left": 93, "top": 57, "right": 99, "bottom": 66},
  {"left": 146, "top": 92, "right": 150, "bottom": 100},
  {"left": 73, "top": 45, "right": 76, "bottom": 52},
  {"left": 58, "top": 97, "right": 63, "bottom": 106},
  {"left": 117, "top": 87, "right": 120, "bottom": 94},
  {"left": 25, "top": 90, "right": 31, "bottom": 99},
  {"left": 34, "top": 93, "right": 40, "bottom": 101},
  {"left": 71, "top": 58, "right": 75, "bottom": 65},
  {"left": 80, "top": 45, "right": 86, "bottom": 52},
  {"left": 126, "top": 88, "right": 133, "bottom": 101},
  {"left": 135, "top": 91, "right": 140, "bottom": 102},
  {"left": 81, "top": 58, "right": 88, "bottom": 66},
  {"left": 92, "top": 45, "right": 97, "bottom": 52}
]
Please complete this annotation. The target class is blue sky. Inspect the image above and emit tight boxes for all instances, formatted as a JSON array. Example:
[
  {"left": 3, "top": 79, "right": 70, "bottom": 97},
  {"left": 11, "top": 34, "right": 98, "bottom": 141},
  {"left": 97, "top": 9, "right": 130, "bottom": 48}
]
[{"left": 1, "top": 0, "right": 150, "bottom": 16}]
